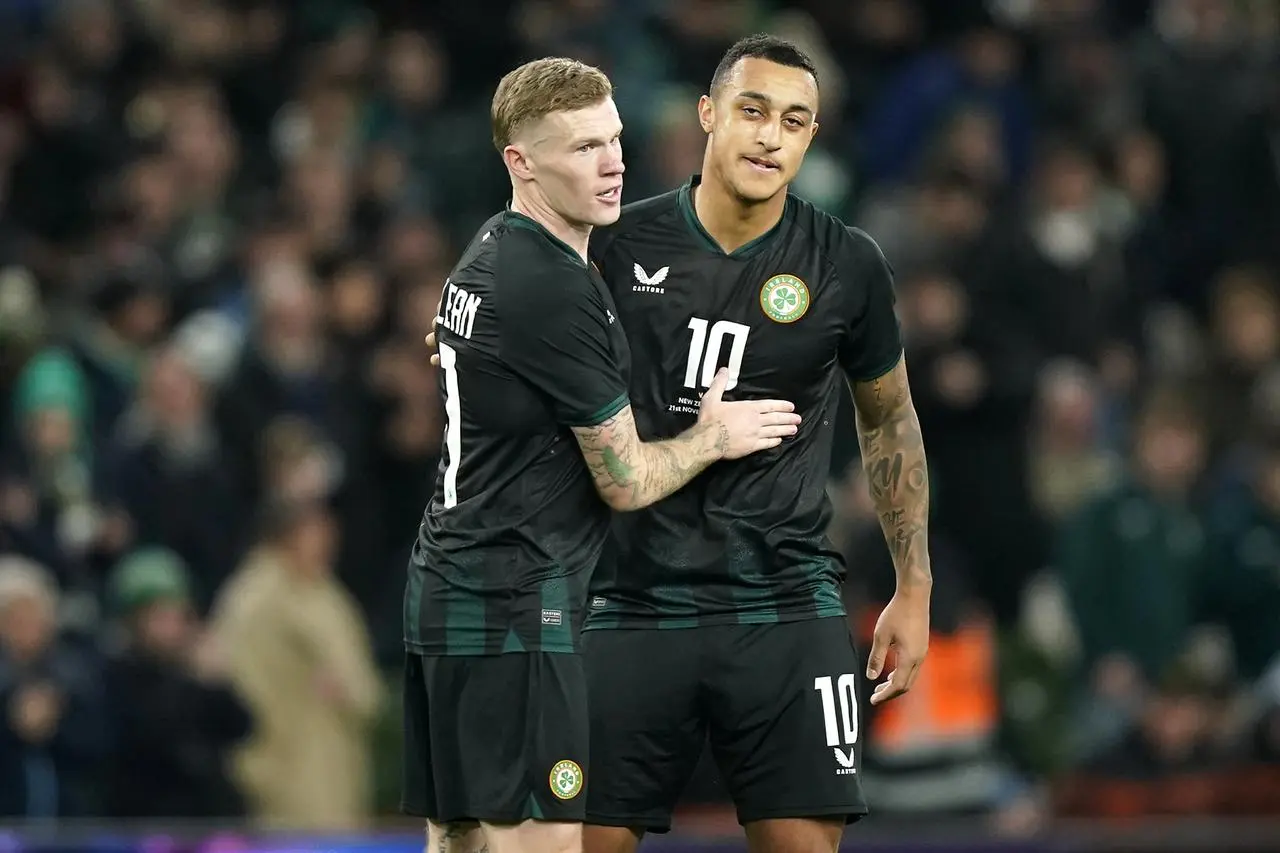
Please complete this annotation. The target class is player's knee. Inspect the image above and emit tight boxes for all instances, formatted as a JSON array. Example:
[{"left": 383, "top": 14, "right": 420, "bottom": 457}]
[
  {"left": 583, "top": 823, "right": 643, "bottom": 853},
  {"left": 482, "top": 819, "right": 582, "bottom": 853},
  {"left": 426, "top": 819, "right": 483, "bottom": 853},
  {"left": 744, "top": 817, "right": 843, "bottom": 853}
]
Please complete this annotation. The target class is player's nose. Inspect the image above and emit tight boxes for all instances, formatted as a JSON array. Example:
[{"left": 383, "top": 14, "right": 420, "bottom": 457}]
[
  {"left": 756, "top": 122, "right": 783, "bottom": 152},
  {"left": 603, "top": 143, "right": 624, "bottom": 176}
]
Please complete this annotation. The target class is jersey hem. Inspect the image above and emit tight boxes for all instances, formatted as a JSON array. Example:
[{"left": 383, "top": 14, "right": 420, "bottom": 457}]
[
  {"left": 569, "top": 392, "right": 629, "bottom": 427},
  {"left": 581, "top": 606, "right": 847, "bottom": 631},
  {"left": 403, "top": 641, "right": 578, "bottom": 656}
]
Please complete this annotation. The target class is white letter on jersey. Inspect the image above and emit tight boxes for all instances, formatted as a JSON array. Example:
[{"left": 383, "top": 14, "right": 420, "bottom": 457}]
[
  {"left": 439, "top": 342, "right": 462, "bottom": 508},
  {"left": 440, "top": 280, "right": 482, "bottom": 340},
  {"left": 684, "top": 317, "right": 750, "bottom": 391}
]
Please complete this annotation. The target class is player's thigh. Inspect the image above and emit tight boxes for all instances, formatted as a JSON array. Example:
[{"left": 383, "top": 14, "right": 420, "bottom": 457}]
[
  {"left": 705, "top": 618, "right": 869, "bottom": 825},
  {"left": 582, "top": 825, "right": 642, "bottom": 853},
  {"left": 427, "top": 820, "right": 485, "bottom": 853},
  {"left": 410, "top": 651, "right": 590, "bottom": 823},
  {"left": 482, "top": 820, "right": 581, "bottom": 853},
  {"left": 582, "top": 628, "right": 704, "bottom": 833},
  {"left": 744, "top": 818, "right": 844, "bottom": 853}
]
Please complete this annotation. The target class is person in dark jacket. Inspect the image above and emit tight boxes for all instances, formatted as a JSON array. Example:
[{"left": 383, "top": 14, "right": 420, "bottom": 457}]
[
  {"left": 0, "top": 555, "right": 106, "bottom": 818},
  {"left": 102, "top": 547, "right": 253, "bottom": 819}
]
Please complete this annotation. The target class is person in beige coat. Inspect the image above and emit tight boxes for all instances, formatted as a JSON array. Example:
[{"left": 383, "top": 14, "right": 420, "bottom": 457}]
[{"left": 210, "top": 497, "right": 382, "bottom": 830}]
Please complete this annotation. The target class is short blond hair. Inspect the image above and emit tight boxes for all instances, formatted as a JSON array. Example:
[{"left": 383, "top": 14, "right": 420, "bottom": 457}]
[{"left": 491, "top": 57, "right": 613, "bottom": 151}]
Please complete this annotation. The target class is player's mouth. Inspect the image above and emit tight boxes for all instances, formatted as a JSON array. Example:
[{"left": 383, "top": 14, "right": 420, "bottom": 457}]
[
  {"left": 743, "top": 156, "right": 781, "bottom": 173},
  {"left": 596, "top": 185, "right": 622, "bottom": 203}
]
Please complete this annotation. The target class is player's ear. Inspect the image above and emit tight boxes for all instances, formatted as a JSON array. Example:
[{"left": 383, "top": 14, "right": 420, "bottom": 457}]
[
  {"left": 697, "top": 94, "right": 714, "bottom": 134},
  {"left": 503, "top": 143, "right": 535, "bottom": 181},
  {"left": 809, "top": 120, "right": 819, "bottom": 141}
]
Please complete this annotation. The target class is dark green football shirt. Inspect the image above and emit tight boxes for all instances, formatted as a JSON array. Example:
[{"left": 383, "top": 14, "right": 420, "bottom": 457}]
[
  {"left": 404, "top": 209, "right": 631, "bottom": 655},
  {"left": 585, "top": 176, "right": 902, "bottom": 629}
]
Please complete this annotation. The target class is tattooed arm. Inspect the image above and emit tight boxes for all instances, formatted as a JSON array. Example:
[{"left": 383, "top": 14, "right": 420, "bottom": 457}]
[
  {"left": 572, "top": 368, "right": 801, "bottom": 511},
  {"left": 837, "top": 229, "right": 929, "bottom": 702},
  {"left": 851, "top": 357, "right": 932, "bottom": 703},
  {"left": 572, "top": 404, "right": 728, "bottom": 511},
  {"left": 850, "top": 358, "right": 931, "bottom": 591}
]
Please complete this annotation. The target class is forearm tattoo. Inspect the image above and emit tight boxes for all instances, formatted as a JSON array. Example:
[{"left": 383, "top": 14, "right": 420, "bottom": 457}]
[
  {"left": 574, "top": 405, "right": 728, "bottom": 510},
  {"left": 852, "top": 359, "right": 932, "bottom": 588}
]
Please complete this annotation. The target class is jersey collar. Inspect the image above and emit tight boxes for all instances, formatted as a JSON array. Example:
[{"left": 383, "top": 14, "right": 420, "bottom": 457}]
[
  {"left": 503, "top": 205, "right": 586, "bottom": 268},
  {"left": 677, "top": 175, "right": 789, "bottom": 260}
]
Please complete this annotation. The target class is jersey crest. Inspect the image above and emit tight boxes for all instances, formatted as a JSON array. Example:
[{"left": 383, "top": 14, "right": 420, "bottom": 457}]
[{"left": 759, "top": 274, "right": 810, "bottom": 324}]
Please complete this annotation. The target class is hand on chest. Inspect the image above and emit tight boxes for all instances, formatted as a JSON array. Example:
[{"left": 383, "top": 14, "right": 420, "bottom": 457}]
[{"left": 618, "top": 254, "right": 843, "bottom": 406}]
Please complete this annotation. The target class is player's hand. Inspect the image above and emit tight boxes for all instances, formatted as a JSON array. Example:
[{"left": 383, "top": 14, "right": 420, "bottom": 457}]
[
  {"left": 425, "top": 316, "right": 440, "bottom": 367},
  {"left": 698, "top": 368, "right": 801, "bottom": 459},
  {"left": 866, "top": 589, "right": 929, "bottom": 705}
]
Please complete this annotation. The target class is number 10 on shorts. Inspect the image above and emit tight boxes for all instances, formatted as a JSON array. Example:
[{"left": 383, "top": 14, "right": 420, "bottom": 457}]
[{"left": 814, "top": 675, "right": 859, "bottom": 748}]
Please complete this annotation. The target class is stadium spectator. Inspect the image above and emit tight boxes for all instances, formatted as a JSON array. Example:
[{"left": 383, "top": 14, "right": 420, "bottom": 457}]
[
  {"left": 101, "top": 546, "right": 252, "bottom": 819},
  {"left": 210, "top": 497, "right": 380, "bottom": 830},
  {"left": 0, "top": 555, "right": 105, "bottom": 818},
  {"left": 0, "top": 0, "right": 1276, "bottom": 836}
]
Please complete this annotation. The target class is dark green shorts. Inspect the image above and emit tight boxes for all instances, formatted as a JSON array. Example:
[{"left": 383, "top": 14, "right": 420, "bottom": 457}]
[
  {"left": 582, "top": 617, "right": 868, "bottom": 831},
  {"left": 401, "top": 651, "right": 589, "bottom": 823}
]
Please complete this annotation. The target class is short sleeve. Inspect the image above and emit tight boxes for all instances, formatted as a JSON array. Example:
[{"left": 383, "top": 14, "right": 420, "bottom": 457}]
[
  {"left": 837, "top": 227, "right": 904, "bottom": 382},
  {"left": 499, "top": 255, "right": 629, "bottom": 428}
]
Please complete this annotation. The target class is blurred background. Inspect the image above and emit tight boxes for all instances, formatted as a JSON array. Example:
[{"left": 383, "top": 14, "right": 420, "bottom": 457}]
[{"left": 0, "top": 0, "right": 1277, "bottom": 850}]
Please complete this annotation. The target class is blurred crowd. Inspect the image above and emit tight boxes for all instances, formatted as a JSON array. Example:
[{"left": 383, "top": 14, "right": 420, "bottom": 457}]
[{"left": 0, "top": 0, "right": 1278, "bottom": 833}]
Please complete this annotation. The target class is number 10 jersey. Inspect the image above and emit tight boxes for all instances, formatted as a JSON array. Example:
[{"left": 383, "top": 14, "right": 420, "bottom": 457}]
[{"left": 585, "top": 176, "right": 903, "bottom": 630}]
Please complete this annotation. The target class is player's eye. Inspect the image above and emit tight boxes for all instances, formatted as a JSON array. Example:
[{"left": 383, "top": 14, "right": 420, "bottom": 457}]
[
  {"left": 741, "top": 106, "right": 762, "bottom": 118},
  {"left": 784, "top": 117, "right": 805, "bottom": 128},
  {"left": 576, "top": 143, "right": 593, "bottom": 153}
]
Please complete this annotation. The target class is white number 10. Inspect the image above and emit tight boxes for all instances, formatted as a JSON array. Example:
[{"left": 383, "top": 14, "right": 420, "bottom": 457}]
[
  {"left": 684, "top": 317, "right": 750, "bottom": 391},
  {"left": 814, "top": 674, "right": 859, "bottom": 747},
  {"left": 439, "top": 341, "right": 461, "bottom": 509}
]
